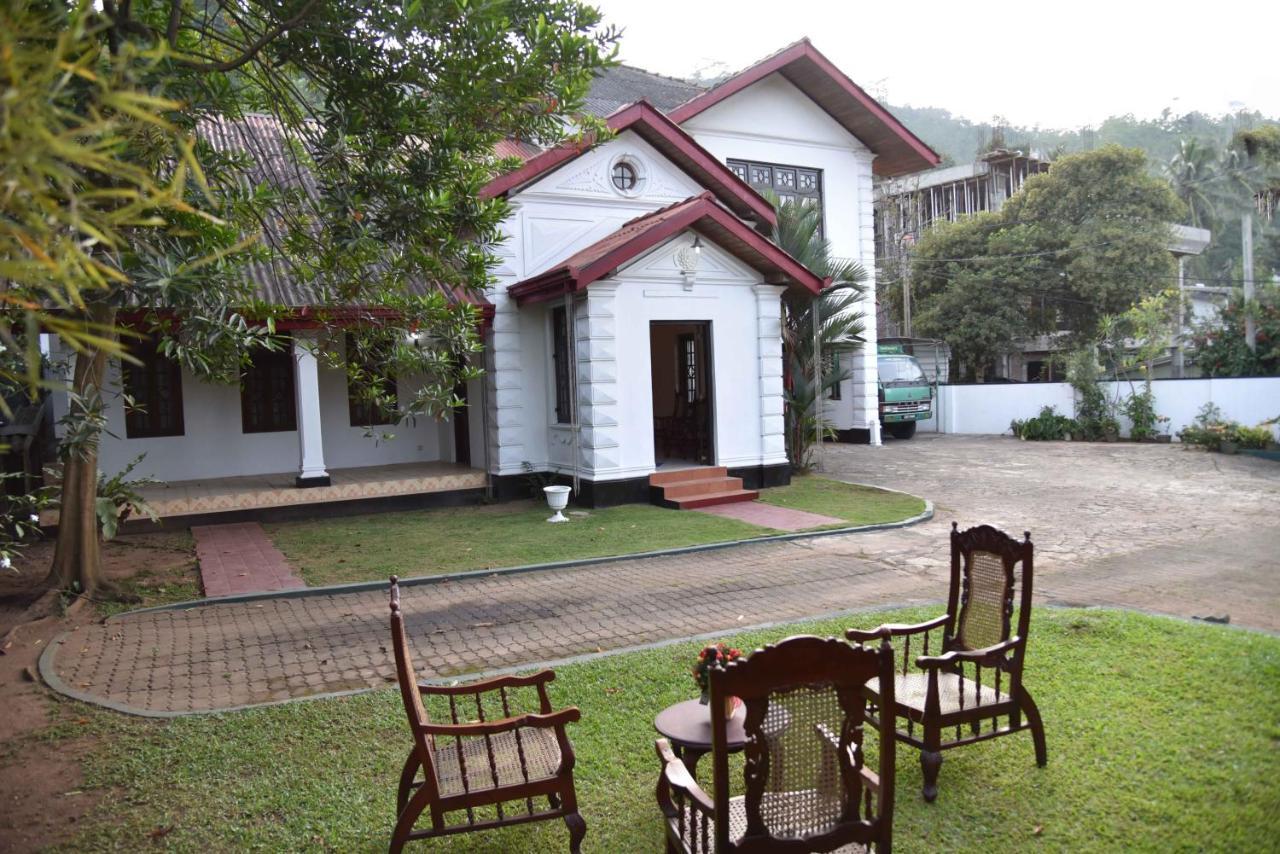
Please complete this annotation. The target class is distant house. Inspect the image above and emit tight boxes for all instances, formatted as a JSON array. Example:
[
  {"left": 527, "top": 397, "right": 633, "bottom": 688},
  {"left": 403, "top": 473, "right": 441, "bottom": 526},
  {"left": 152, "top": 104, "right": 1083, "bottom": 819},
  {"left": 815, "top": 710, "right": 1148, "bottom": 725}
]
[
  {"left": 47, "top": 39, "right": 937, "bottom": 523},
  {"left": 873, "top": 151, "right": 1212, "bottom": 382}
]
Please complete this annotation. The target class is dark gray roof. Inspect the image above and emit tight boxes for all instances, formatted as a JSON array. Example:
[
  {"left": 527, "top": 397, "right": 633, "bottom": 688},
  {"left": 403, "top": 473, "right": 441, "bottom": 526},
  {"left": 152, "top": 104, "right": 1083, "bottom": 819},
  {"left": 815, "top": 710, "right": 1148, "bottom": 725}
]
[
  {"left": 584, "top": 65, "right": 705, "bottom": 117},
  {"left": 197, "top": 114, "right": 464, "bottom": 309},
  {"left": 198, "top": 114, "right": 319, "bottom": 307}
]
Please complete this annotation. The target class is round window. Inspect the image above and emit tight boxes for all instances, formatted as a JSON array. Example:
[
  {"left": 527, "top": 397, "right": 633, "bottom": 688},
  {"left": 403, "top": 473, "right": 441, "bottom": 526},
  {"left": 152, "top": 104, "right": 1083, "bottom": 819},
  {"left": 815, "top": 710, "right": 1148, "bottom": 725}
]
[{"left": 611, "top": 161, "right": 638, "bottom": 192}]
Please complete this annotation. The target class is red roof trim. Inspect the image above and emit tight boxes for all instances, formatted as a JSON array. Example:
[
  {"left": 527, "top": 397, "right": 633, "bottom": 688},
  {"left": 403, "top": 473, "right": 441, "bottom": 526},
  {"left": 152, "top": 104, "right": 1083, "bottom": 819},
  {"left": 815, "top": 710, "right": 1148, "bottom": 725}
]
[
  {"left": 667, "top": 39, "right": 939, "bottom": 174},
  {"left": 508, "top": 194, "right": 822, "bottom": 306},
  {"left": 480, "top": 101, "right": 776, "bottom": 229}
]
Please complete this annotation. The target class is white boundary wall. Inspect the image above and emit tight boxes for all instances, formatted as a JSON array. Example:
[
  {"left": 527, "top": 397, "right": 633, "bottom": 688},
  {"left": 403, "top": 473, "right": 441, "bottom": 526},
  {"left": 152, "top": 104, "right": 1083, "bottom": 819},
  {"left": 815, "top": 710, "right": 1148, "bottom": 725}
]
[{"left": 921, "top": 377, "right": 1280, "bottom": 438}]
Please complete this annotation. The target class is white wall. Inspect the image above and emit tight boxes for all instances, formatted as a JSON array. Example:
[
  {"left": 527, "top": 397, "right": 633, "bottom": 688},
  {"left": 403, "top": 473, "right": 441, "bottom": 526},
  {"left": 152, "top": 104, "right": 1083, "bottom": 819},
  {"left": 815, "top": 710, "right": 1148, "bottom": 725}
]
[
  {"left": 512, "top": 235, "right": 778, "bottom": 480},
  {"left": 486, "top": 130, "right": 710, "bottom": 477},
  {"left": 52, "top": 337, "right": 451, "bottom": 482},
  {"left": 921, "top": 378, "right": 1280, "bottom": 438},
  {"left": 680, "top": 73, "right": 880, "bottom": 437}
]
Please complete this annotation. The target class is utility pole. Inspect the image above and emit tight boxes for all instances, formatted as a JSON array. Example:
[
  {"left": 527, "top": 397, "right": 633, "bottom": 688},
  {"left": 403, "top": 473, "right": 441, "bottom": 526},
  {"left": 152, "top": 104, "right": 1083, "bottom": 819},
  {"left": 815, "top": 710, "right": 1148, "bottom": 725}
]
[
  {"left": 1243, "top": 211, "right": 1256, "bottom": 351},
  {"left": 900, "top": 234, "right": 914, "bottom": 338},
  {"left": 1174, "top": 257, "right": 1186, "bottom": 379}
]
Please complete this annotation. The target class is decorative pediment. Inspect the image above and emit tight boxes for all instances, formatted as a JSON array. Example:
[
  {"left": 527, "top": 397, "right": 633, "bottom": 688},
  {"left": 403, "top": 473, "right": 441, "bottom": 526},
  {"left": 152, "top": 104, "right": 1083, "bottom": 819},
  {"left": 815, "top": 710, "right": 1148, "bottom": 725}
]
[{"left": 622, "top": 232, "right": 759, "bottom": 284}]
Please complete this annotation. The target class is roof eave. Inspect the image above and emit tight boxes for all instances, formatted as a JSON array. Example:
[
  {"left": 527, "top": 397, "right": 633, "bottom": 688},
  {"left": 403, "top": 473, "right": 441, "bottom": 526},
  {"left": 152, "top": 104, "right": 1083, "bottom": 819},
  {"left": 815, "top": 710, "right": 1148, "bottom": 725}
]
[{"left": 667, "top": 39, "right": 940, "bottom": 177}]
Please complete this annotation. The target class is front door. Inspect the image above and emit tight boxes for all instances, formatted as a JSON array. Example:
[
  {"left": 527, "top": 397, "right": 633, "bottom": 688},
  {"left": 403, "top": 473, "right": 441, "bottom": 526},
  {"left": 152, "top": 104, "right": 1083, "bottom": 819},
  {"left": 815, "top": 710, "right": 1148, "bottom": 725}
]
[{"left": 650, "top": 322, "right": 713, "bottom": 465}]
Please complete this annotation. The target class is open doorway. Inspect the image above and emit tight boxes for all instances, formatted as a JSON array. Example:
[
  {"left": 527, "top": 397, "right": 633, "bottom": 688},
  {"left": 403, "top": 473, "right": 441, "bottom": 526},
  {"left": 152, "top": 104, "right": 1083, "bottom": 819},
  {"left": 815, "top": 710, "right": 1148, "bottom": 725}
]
[{"left": 650, "top": 321, "right": 713, "bottom": 466}]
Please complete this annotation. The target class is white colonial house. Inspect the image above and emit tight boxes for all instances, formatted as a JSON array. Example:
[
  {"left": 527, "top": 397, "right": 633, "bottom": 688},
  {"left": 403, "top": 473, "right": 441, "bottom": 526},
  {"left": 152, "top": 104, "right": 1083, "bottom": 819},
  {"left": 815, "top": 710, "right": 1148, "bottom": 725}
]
[{"left": 47, "top": 39, "right": 936, "bottom": 522}]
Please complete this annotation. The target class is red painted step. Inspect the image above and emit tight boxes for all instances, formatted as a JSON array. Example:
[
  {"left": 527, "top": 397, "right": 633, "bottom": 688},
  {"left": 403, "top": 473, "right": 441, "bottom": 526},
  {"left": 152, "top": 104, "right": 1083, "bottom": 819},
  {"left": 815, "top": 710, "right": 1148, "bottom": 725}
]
[
  {"left": 649, "top": 466, "right": 728, "bottom": 486},
  {"left": 672, "top": 489, "right": 760, "bottom": 510},
  {"left": 649, "top": 467, "right": 759, "bottom": 510}
]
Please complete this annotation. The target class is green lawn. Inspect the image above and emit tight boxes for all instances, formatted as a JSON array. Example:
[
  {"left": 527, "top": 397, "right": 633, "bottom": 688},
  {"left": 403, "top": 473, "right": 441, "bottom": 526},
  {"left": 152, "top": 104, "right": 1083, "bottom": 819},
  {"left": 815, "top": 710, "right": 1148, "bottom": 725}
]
[
  {"left": 267, "top": 476, "right": 926, "bottom": 587},
  {"left": 59, "top": 608, "right": 1279, "bottom": 852}
]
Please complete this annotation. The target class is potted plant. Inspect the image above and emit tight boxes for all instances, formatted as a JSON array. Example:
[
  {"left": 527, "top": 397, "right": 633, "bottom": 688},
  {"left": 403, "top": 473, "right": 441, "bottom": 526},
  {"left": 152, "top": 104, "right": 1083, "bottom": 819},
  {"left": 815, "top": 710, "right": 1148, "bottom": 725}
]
[{"left": 692, "top": 643, "right": 743, "bottom": 720}]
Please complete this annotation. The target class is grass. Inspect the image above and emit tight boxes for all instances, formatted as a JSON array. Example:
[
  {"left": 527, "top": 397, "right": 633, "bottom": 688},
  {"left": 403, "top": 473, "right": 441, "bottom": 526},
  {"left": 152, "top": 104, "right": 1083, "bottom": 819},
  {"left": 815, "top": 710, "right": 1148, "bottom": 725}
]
[
  {"left": 58, "top": 608, "right": 1280, "bottom": 852},
  {"left": 267, "top": 476, "right": 926, "bottom": 588}
]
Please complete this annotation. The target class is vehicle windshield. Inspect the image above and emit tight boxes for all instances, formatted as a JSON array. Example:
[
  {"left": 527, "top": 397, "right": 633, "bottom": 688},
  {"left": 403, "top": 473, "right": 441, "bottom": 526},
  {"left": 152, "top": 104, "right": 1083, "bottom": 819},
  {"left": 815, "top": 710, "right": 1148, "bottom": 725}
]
[{"left": 879, "top": 355, "right": 926, "bottom": 384}]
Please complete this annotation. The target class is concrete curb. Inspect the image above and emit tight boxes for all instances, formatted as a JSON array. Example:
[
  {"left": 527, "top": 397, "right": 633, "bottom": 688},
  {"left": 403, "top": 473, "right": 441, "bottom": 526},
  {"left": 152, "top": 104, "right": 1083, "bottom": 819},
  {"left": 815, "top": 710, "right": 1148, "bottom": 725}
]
[{"left": 110, "top": 488, "right": 935, "bottom": 618}]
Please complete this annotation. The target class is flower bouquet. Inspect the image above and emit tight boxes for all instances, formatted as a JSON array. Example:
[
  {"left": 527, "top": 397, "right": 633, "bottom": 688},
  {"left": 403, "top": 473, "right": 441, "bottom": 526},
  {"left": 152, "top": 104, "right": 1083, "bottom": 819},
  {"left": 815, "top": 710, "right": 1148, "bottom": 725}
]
[{"left": 692, "top": 643, "right": 743, "bottom": 720}]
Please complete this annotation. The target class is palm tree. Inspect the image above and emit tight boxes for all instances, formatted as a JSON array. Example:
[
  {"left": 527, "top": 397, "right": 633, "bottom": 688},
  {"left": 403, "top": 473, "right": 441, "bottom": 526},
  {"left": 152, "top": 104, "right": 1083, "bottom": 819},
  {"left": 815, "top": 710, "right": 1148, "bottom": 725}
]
[
  {"left": 767, "top": 194, "right": 868, "bottom": 469},
  {"left": 1165, "top": 138, "right": 1222, "bottom": 230}
]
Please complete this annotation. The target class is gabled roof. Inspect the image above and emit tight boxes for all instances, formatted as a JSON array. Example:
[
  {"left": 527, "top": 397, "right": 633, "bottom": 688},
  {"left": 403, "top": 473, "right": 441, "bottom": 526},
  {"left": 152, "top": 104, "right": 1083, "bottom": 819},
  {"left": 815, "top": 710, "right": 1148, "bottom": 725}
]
[
  {"left": 584, "top": 65, "right": 706, "bottom": 117},
  {"left": 507, "top": 192, "right": 825, "bottom": 305},
  {"left": 666, "top": 39, "right": 940, "bottom": 177},
  {"left": 480, "top": 101, "right": 776, "bottom": 232}
]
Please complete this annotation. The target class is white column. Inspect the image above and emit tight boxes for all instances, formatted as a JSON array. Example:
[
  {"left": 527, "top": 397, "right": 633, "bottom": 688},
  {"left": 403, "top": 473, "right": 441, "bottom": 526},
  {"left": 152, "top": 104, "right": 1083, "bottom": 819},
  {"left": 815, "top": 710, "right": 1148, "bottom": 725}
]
[
  {"left": 755, "top": 283, "right": 789, "bottom": 467},
  {"left": 292, "top": 332, "right": 329, "bottom": 486},
  {"left": 486, "top": 293, "right": 526, "bottom": 476},
  {"left": 855, "top": 154, "right": 883, "bottom": 445},
  {"left": 575, "top": 282, "right": 622, "bottom": 477}
]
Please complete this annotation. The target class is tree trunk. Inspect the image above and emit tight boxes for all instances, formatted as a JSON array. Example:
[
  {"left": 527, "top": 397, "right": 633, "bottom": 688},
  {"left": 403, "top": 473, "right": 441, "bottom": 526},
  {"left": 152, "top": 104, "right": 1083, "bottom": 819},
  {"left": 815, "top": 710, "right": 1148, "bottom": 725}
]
[{"left": 46, "top": 305, "right": 115, "bottom": 596}]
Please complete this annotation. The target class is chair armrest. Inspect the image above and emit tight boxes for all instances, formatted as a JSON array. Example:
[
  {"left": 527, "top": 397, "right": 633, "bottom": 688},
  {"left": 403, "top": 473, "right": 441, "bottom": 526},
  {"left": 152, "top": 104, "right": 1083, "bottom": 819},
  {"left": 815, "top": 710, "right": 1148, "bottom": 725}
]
[
  {"left": 655, "top": 739, "right": 714, "bottom": 815},
  {"left": 915, "top": 637, "right": 1021, "bottom": 669},
  {"left": 418, "top": 669, "right": 555, "bottom": 696},
  {"left": 417, "top": 706, "right": 579, "bottom": 737},
  {"left": 846, "top": 614, "right": 948, "bottom": 643}
]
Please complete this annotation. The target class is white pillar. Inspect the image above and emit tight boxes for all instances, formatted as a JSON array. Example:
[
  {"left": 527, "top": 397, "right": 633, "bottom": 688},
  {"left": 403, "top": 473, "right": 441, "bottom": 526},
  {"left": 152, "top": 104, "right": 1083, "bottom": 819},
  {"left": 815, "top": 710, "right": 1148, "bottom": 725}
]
[
  {"left": 755, "top": 284, "right": 789, "bottom": 468},
  {"left": 292, "top": 332, "right": 329, "bottom": 487},
  {"left": 575, "top": 282, "right": 622, "bottom": 477}
]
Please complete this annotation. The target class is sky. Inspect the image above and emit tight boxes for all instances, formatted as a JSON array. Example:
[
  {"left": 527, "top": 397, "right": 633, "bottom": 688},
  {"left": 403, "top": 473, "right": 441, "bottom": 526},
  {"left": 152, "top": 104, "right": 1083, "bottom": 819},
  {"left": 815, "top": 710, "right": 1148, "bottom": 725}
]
[{"left": 591, "top": 0, "right": 1280, "bottom": 129}]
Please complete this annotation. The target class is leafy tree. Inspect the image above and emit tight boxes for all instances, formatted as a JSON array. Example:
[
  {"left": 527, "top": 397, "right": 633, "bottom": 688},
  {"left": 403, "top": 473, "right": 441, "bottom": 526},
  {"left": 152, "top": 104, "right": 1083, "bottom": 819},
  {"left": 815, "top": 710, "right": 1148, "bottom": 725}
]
[
  {"left": 910, "top": 212, "right": 1035, "bottom": 380},
  {"left": 911, "top": 146, "right": 1184, "bottom": 379},
  {"left": 5, "top": 0, "right": 617, "bottom": 595},
  {"left": 769, "top": 196, "right": 866, "bottom": 469}
]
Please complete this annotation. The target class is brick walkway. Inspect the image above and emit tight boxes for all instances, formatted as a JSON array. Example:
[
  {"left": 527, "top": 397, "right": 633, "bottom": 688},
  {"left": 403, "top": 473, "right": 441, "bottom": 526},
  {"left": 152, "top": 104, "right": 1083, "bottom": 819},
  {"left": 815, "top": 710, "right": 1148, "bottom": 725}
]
[
  {"left": 43, "top": 437, "right": 1280, "bottom": 715},
  {"left": 696, "top": 501, "right": 846, "bottom": 531},
  {"left": 192, "top": 522, "right": 305, "bottom": 597}
]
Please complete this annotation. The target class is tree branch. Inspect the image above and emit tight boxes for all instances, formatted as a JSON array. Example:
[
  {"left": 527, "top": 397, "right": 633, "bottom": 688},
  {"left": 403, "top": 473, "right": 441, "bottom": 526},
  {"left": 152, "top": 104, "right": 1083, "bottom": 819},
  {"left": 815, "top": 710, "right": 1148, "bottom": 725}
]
[
  {"left": 177, "top": 0, "right": 320, "bottom": 73},
  {"left": 166, "top": 0, "right": 183, "bottom": 48}
]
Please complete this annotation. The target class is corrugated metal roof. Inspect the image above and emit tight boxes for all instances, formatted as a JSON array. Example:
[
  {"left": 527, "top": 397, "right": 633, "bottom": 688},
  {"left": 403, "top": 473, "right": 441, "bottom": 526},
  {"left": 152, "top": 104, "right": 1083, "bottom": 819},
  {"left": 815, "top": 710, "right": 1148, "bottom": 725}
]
[{"left": 197, "top": 114, "right": 485, "bottom": 311}]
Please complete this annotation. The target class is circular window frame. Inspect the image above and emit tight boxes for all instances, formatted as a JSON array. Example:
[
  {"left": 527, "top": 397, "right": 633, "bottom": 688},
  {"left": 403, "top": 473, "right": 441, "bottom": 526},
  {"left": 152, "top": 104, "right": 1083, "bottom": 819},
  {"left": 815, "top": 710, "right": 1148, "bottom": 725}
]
[{"left": 608, "top": 154, "right": 645, "bottom": 197}]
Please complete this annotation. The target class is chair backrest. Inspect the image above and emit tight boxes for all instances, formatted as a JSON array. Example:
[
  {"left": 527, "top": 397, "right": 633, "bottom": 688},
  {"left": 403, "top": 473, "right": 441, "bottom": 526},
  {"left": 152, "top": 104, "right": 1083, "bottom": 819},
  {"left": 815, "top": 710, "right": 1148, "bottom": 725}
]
[
  {"left": 945, "top": 523, "right": 1034, "bottom": 659},
  {"left": 709, "top": 635, "right": 896, "bottom": 853},
  {"left": 389, "top": 577, "right": 440, "bottom": 798}
]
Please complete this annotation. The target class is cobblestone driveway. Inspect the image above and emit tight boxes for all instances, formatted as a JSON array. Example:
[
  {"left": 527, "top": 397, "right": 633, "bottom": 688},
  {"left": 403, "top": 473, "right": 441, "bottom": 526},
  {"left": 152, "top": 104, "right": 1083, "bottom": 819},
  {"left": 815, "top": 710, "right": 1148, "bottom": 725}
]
[{"left": 44, "top": 436, "right": 1280, "bottom": 715}]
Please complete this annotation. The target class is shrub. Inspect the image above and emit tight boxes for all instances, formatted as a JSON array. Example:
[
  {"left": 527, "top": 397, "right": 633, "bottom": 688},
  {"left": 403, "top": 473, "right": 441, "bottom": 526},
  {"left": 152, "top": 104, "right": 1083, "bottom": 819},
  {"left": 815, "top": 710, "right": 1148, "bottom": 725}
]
[
  {"left": 1011, "top": 406, "right": 1078, "bottom": 441},
  {"left": 1122, "top": 385, "right": 1170, "bottom": 440},
  {"left": 1233, "top": 424, "right": 1273, "bottom": 450},
  {"left": 1066, "top": 347, "right": 1120, "bottom": 440}
]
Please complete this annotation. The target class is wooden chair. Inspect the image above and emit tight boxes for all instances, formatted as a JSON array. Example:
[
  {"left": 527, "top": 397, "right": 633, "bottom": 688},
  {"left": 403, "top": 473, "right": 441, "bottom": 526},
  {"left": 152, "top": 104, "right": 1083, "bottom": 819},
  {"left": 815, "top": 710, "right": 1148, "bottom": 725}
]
[
  {"left": 846, "top": 523, "right": 1047, "bottom": 802},
  {"left": 656, "top": 635, "right": 898, "bottom": 853},
  {"left": 388, "top": 577, "right": 586, "bottom": 852}
]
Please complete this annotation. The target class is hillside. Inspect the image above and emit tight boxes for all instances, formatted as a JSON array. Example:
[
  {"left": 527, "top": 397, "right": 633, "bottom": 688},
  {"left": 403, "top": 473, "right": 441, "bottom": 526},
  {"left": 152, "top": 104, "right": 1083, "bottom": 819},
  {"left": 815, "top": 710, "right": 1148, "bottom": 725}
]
[{"left": 888, "top": 103, "right": 1277, "bottom": 167}]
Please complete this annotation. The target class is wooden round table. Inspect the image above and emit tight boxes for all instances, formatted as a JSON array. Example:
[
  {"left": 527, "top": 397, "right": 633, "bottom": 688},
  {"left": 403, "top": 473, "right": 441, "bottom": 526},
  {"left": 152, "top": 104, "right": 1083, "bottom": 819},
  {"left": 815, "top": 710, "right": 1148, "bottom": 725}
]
[{"left": 654, "top": 699, "right": 788, "bottom": 776}]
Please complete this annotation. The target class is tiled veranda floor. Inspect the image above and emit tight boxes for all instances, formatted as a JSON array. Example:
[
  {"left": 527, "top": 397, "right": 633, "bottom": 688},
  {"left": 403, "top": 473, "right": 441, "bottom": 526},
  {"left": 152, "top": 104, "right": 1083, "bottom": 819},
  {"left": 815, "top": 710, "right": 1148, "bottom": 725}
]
[{"left": 41, "top": 461, "right": 486, "bottom": 523}]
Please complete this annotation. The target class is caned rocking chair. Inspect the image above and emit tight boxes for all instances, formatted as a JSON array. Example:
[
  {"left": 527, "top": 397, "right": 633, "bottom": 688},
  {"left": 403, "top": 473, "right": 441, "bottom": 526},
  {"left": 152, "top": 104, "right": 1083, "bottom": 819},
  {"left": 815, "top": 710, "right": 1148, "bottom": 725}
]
[
  {"left": 846, "top": 523, "right": 1047, "bottom": 802},
  {"left": 388, "top": 577, "right": 586, "bottom": 852},
  {"left": 656, "top": 635, "right": 898, "bottom": 853}
]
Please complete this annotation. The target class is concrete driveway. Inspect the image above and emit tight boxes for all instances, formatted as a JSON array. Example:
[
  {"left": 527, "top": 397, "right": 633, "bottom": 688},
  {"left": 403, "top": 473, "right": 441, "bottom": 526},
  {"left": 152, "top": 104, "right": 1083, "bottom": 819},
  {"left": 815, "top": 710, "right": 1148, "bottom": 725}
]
[{"left": 818, "top": 434, "right": 1280, "bottom": 630}]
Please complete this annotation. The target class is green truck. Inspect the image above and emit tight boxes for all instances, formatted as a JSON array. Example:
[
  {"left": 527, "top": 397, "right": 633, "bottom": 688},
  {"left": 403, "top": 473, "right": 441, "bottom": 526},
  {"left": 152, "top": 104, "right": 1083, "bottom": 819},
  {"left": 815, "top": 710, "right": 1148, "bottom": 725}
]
[{"left": 877, "top": 342, "right": 933, "bottom": 439}]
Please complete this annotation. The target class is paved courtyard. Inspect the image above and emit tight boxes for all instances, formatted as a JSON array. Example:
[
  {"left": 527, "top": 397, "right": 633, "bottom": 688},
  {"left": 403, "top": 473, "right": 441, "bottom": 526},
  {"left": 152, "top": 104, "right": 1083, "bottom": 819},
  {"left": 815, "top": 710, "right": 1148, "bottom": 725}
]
[{"left": 44, "top": 436, "right": 1280, "bottom": 715}]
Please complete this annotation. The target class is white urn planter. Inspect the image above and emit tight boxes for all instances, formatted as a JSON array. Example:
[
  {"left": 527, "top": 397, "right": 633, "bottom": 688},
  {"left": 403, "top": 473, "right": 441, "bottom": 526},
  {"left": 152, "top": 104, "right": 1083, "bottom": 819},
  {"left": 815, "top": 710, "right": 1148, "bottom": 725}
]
[{"left": 543, "top": 485, "right": 572, "bottom": 523}]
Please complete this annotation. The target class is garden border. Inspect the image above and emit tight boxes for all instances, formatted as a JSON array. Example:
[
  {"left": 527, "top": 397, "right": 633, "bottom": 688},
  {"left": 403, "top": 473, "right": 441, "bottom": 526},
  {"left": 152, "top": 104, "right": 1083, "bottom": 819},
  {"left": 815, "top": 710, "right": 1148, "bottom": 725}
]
[{"left": 105, "top": 484, "right": 934, "bottom": 616}]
